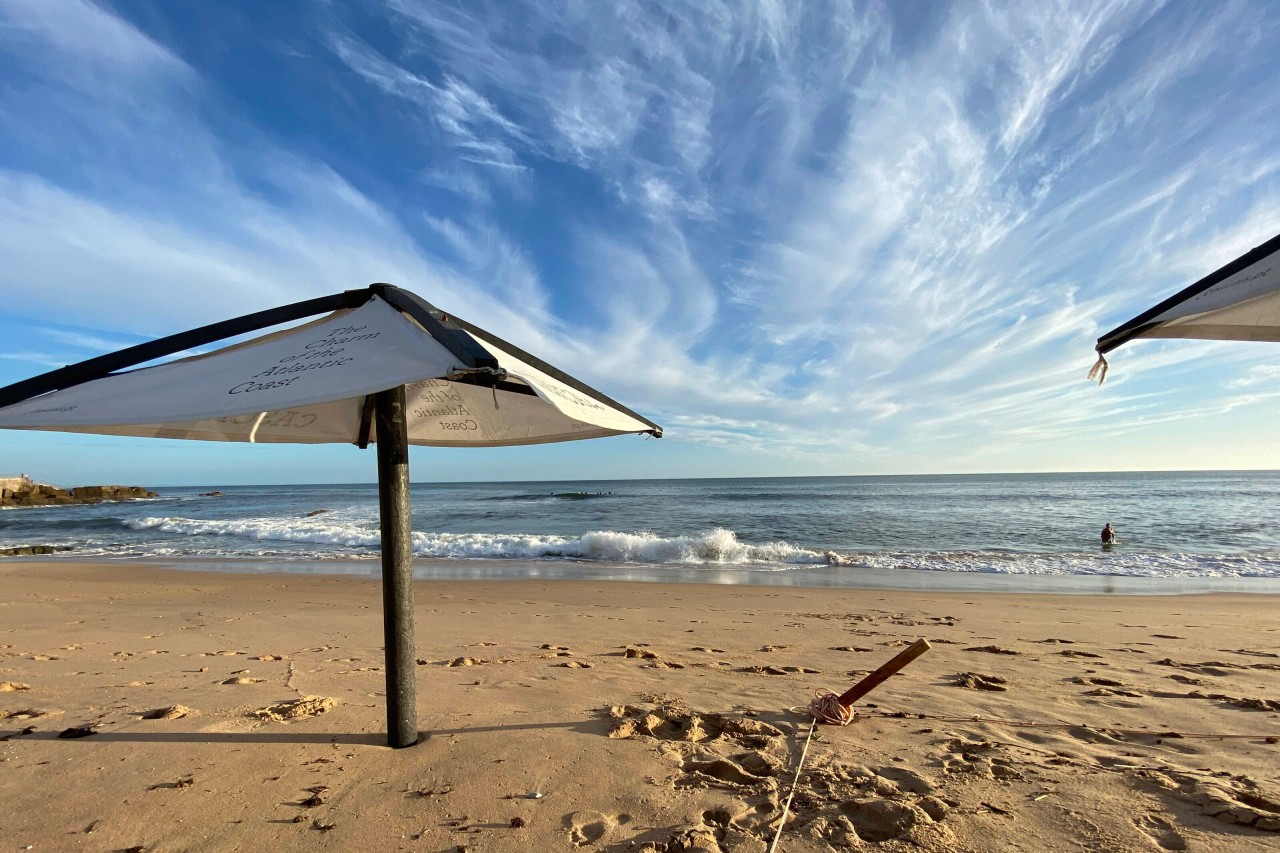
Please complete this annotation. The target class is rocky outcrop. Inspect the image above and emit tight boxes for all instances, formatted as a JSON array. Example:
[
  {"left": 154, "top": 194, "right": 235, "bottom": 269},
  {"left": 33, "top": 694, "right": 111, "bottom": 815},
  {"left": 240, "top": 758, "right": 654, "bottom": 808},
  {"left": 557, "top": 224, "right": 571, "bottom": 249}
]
[
  {"left": 0, "top": 545, "right": 75, "bottom": 556},
  {"left": 0, "top": 483, "right": 158, "bottom": 509}
]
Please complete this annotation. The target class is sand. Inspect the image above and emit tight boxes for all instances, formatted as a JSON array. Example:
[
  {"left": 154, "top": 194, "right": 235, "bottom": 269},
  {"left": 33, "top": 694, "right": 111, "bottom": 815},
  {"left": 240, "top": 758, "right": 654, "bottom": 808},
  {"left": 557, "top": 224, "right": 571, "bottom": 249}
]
[{"left": 1, "top": 561, "right": 1278, "bottom": 852}]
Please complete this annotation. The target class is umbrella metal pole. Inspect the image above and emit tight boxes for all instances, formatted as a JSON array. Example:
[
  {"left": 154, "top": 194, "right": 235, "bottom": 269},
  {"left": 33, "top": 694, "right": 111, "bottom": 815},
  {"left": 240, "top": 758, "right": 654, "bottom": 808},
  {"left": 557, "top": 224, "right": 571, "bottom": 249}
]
[{"left": 375, "top": 385, "right": 418, "bottom": 748}]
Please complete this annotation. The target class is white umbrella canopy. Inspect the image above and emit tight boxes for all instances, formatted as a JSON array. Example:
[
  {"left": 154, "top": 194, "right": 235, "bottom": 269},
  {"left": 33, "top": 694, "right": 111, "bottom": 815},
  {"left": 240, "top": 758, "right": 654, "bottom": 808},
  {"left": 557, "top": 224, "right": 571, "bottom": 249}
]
[
  {"left": 0, "top": 285, "right": 661, "bottom": 443},
  {"left": 0, "top": 284, "right": 662, "bottom": 748},
  {"left": 1091, "top": 231, "right": 1280, "bottom": 382}
]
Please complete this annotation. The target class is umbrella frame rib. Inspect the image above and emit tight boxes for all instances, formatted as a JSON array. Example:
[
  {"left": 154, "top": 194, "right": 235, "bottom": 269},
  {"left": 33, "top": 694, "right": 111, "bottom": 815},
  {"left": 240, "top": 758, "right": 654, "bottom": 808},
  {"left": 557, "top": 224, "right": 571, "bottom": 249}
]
[
  {"left": 373, "top": 283, "right": 662, "bottom": 436},
  {"left": 0, "top": 290, "right": 365, "bottom": 409},
  {"left": 1095, "top": 231, "right": 1280, "bottom": 355}
]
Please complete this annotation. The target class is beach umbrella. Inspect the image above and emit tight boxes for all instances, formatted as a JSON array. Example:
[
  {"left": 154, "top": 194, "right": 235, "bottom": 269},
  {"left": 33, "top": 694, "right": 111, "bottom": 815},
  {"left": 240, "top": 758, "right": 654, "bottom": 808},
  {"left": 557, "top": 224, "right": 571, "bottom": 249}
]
[
  {"left": 0, "top": 284, "right": 662, "bottom": 747},
  {"left": 1090, "top": 231, "right": 1280, "bottom": 382}
]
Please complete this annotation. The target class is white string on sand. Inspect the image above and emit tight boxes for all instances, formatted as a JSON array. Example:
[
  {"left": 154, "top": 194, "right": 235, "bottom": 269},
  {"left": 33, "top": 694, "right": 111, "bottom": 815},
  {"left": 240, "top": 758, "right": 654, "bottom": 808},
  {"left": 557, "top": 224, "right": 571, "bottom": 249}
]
[
  {"left": 769, "top": 717, "right": 817, "bottom": 853},
  {"left": 768, "top": 684, "right": 1274, "bottom": 850},
  {"left": 769, "top": 691, "right": 858, "bottom": 851}
]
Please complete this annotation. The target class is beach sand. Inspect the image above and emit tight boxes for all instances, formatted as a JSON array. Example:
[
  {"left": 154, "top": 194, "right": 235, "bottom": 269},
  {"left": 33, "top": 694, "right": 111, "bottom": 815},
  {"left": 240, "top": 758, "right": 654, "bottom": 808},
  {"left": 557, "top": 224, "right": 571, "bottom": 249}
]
[{"left": 1, "top": 562, "right": 1278, "bottom": 851}]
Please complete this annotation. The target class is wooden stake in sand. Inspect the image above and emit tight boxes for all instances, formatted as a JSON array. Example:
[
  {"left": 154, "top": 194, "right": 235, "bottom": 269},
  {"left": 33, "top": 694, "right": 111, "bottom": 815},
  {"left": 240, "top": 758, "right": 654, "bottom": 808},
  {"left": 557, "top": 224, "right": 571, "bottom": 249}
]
[
  {"left": 807, "top": 637, "right": 932, "bottom": 725},
  {"left": 839, "top": 638, "right": 931, "bottom": 707},
  {"left": 776, "top": 639, "right": 934, "bottom": 852}
]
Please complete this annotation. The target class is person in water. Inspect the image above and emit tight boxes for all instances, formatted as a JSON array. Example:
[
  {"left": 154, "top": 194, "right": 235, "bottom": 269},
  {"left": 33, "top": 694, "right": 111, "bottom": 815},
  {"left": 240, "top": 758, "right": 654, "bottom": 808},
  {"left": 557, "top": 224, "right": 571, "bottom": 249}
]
[{"left": 1101, "top": 523, "right": 1116, "bottom": 545}]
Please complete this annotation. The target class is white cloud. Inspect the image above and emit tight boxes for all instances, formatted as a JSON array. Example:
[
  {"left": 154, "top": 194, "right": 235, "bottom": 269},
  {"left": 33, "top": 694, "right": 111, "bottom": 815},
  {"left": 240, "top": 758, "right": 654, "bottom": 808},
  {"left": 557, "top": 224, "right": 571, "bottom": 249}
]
[
  {"left": 1228, "top": 364, "right": 1280, "bottom": 389},
  {"left": 36, "top": 328, "right": 141, "bottom": 353},
  {"left": 0, "top": 0, "right": 189, "bottom": 85},
  {"left": 0, "top": 350, "right": 62, "bottom": 367},
  {"left": 328, "top": 33, "right": 527, "bottom": 170}
]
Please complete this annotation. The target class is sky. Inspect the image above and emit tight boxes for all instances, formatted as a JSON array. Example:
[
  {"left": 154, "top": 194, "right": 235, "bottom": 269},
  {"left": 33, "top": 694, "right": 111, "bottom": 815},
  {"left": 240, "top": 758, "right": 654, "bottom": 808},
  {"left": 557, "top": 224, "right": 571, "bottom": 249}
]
[{"left": 1, "top": 0, "right": 1278, "bottom": 487}]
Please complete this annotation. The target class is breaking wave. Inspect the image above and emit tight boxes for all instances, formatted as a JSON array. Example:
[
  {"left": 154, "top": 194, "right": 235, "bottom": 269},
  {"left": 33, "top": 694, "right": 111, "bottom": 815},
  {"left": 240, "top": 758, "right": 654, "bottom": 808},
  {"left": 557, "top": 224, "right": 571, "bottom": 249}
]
[
  {"left": 124, "top": 517, "right": 824, "bottom": 565},
  {"left": 117, "top": 516, "right": 1280, "bottom": 577}
]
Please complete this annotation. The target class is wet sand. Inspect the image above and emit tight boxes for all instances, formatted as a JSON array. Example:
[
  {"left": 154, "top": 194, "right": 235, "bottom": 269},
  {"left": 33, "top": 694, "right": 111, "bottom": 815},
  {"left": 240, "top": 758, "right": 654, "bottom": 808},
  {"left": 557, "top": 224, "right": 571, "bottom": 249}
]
[{"left": 1, "top": 561, "right": 1278, "bottom": 851}]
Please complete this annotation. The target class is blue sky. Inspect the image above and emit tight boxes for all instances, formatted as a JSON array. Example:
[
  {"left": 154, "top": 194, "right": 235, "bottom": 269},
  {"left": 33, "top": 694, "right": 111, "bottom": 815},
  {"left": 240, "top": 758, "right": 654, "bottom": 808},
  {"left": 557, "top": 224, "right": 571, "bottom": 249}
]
[{"left": 1, "top": 0, "right": 1278, "bottom": 486}]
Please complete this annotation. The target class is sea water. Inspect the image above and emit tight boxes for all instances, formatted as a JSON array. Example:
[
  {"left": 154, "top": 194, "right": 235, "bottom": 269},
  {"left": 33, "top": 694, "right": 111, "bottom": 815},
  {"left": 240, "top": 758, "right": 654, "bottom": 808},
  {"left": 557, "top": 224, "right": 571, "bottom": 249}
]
[{"left": 2, "top": 472, "right": 1278, "bottom": 587}]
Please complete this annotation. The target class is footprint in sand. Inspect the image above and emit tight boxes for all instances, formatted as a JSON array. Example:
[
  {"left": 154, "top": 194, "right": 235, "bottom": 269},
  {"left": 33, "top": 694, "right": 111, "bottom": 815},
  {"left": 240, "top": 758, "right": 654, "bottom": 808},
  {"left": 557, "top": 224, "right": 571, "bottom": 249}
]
[
  {"left": 1082, "top": 686, "right": 1145, "bottom": 698},
  {"left": 606, "top": 703, "right": 783, "bottom": 748},
  {"left": 142, "top": 705, "right": 196, "bottom": 720},
  {"left": 738, "top": 664, "right": 820, "bottom": 675},
  {"left": 940, "top": 738, "right": 1024, "bottom": 780},
  {"left": 681, "top": 756, "right": 772, "bottom": 786},
  {"left": 252, "top": 696, "right": 337, "bottom": 722},
  {"left": 1220, "top": 648, "right": 1280, "bottom": 658},
  {"left": 1166, "top": 673, "right": 1205, "bottom": 685},
  {"left": 838, "top": 798, "right": 953, "bottom": 844},
  {"left": 1072, "top": 676, "right": 1143, "bottom": 696},
  {"left": 1142, "top": 770, "right": 1280, "bottom": 832},
  {"left": 0, "top": 708, "right": 47, "bottom": 721},
  {"left": 654, "top": 822, "right": 734, "bottom": 852},
  {"left": 774, "top": 758, "right": 954, "bottom": 847},
  {"left": 951, "top": 672, "right": 1008, "bottom": 691},
  {"left": 1154, "top": 657, "right": 1244, "bottom": 675},
  {"left": 874, "top": 766, "right": 935, "bottom": 795},
  {"left": 447, "top": 656, "right": 506, "bottom": 667},
  {"left": 565, "top": 810, "right": 629, "bottom": 846},
  {"left": 1134, "top": 813, "right": 1187, "bottom": 850},
  {"left": 1192, "top": 692, "right": 1280, "bottom": 712},
  {"left": 964, "top": 645, "right": 1020, "bottom": 656}
]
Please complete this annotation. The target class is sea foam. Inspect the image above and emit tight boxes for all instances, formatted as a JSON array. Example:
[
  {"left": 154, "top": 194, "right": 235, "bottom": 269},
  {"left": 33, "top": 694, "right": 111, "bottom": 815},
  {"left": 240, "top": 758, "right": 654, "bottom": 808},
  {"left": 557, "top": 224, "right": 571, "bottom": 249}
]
[
  {"left": 119, "top": 516, "right": 1280, "bottom": 578},
  {"left": 124, "top": 517, "right": 827, "bottom": 565}
]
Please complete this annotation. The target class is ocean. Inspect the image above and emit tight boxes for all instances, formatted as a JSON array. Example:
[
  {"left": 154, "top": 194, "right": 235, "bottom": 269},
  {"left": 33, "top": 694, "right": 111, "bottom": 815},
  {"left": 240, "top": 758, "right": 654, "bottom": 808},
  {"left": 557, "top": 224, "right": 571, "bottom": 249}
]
[{"left": 2, "top": 471, "right": 1279, "bottom": 591}]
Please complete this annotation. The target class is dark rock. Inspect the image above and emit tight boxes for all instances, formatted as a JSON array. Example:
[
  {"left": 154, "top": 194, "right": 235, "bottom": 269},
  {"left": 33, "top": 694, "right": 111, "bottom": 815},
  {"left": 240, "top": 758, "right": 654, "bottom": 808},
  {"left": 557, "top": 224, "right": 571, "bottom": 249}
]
[
  {"left": 0, "top": 545, "right": 75, "bottom": 557},
  {"left": 4, "top": 483, "right": 157, "bottom": 508},
  {"left": 199, "top": 491, "right": 226, "bottom": 497},
  {"left": 71, "top": 485, "right": 157, "bottom": 501}
]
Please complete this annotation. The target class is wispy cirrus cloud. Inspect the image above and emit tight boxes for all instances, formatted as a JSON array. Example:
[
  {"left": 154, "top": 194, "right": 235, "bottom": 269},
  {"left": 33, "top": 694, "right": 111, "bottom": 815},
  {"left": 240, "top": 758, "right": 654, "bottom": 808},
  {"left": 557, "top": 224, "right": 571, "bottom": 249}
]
[
  {"left": 35, "top": 328, "right": 141, "bottom": 353},
  {"left": 327, "top": 32, "right": 529, "bottom": 170},
  {"left": 0, "top": 350, "right": 63, "bottom": 368}
]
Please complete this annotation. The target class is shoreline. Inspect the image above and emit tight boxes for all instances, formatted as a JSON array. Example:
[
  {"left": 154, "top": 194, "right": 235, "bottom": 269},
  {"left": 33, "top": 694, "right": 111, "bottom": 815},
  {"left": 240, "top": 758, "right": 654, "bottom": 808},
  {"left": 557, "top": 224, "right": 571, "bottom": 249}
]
[{"left": 6, "top": 554, "right": 1280, "bottom": 595}]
